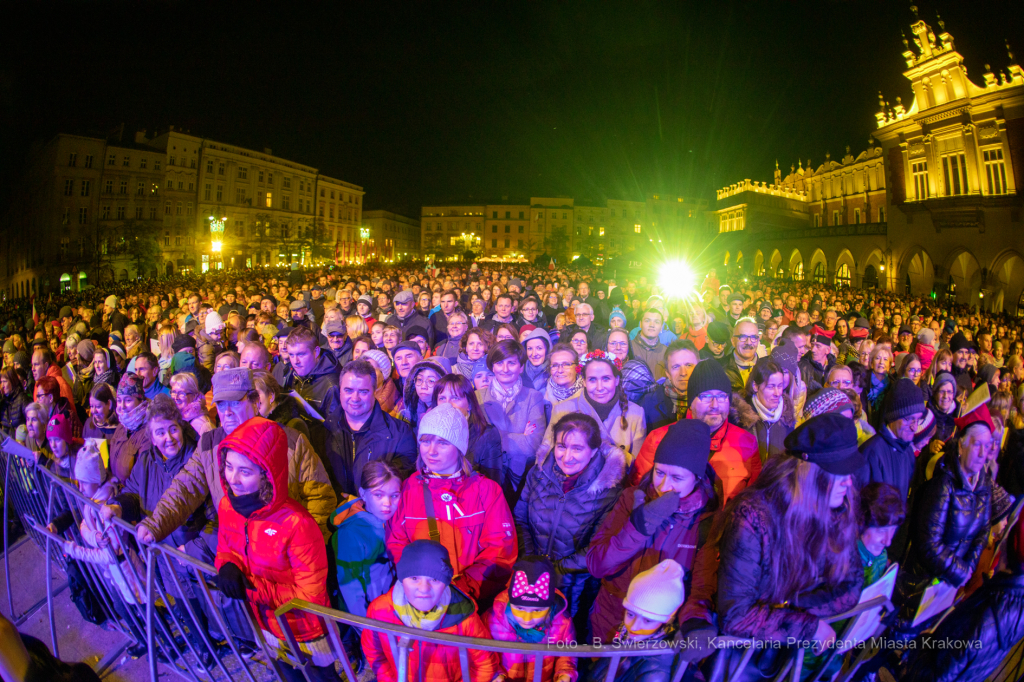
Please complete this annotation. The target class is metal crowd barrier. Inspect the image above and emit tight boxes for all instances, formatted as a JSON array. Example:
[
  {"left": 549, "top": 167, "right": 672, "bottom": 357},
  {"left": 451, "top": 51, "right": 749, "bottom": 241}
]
[{"left": 0, "top": 447, "right": 903, "bottom": 682}]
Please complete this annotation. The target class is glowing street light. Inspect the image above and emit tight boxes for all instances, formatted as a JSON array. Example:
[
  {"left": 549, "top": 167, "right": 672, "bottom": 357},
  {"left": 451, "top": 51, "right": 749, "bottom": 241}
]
[
  {"left": 657, "top": 259, "right": 697, "bottom": 300},
  {"left": 211, "top": 240, "right": 222, "bottom": 253}
]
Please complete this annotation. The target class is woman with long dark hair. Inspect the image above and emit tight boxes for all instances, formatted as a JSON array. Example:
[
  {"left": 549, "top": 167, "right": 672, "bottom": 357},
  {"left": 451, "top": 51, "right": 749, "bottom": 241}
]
[
  {"left": 82, "top": 382, "right": 119, "bottom": 440},
  {"left": 735, "top": 358, "right": 796, "bottom": 463},
  {"left": 0, "top": 366, "right": 29, "bottom": 434},
  {"left": 538, "top": 351, "right": 646, "bottom": 465},
  {"left": 713, "top": 413, "right": 864, "bottom": 673}
]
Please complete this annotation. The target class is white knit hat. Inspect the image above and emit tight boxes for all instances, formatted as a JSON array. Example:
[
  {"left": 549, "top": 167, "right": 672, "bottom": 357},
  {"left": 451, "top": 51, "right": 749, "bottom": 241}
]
[
  {"left": 205, "top": 310, "right": 225, "bottom": 334},
  {"left": 418, "top": 404, "right": 469, "bottom": 455},
  {"left": 362, "top": 349, "right": 392, "bottom": 377},
  {"left": 622, "top": 559, "right": 685, "bottom": 623},
  {"left": 74, "top": 440, "right": 108, "bottom": 486}
]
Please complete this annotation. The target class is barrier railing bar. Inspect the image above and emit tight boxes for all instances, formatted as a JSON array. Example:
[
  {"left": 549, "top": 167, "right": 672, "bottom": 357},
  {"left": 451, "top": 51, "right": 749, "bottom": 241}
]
[
  {"left": 458, "top": 643, "right": 470, "bottom": 682},
  {"left": 192, "top": 567, "right": 262, "bottom": 682},
  {"left": 43, "top": 482, "right": 59, "bottom": 658},
  {"left": 395, "top": 635, "right": 409, "bottom": 682},
  {"left": 274, "top": 594, "right": 317, "bottom": 682},
  {"left": 531, "top": 651, "right": 543, "bottom": 682},
  {"left": 160, "top": 551, "right": 233, "bottom": 681},
  {"left": 148, "top": 554, "right": 205, "bottom": 682},
  {"left": 3, "top": 452, "right": 14, "bottom": 619},
  {"left": 323, "top": 618, "right": 357, "bottom": 682}
]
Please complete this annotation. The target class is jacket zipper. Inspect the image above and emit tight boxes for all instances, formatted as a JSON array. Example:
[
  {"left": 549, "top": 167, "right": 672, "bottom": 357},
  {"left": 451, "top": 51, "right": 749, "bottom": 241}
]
[
  {"left": 544, "top": 495, "right": 567, "bottom": 558},
  {"left": 244, "top": 518, "right": 251, "bottom": 565}
]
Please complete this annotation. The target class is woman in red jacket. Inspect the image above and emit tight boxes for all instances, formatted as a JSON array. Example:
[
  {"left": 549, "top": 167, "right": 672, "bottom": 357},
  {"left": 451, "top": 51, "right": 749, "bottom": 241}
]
[
  {"left": 363, "top": 539, "right": 498, "bottom": 682},
  {"left": 387, "top": 403, "right": 517, "bottom": 610},
  {"left": 214, "top": 417, "right": 338, "bottom": 682}
]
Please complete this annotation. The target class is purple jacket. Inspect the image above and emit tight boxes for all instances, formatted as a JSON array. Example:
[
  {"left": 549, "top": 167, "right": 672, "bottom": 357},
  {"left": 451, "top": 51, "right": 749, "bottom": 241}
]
[{"left": 585, "top": 476, "right": 717, "bottom": 642}]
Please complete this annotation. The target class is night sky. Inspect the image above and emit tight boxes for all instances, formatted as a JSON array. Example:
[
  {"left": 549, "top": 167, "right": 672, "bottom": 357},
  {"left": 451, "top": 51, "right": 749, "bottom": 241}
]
[{"left": 1, "top": 1, "right": 1021, "bottom": 217}]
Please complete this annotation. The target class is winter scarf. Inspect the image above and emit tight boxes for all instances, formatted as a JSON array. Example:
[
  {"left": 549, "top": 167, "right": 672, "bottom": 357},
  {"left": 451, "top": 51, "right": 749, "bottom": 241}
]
[
  {"left": 506, "top": 602, "right": 551, "bottom": 643},
  {"left": 392, "top": 582, "right": 451, "bottom": 631},
  {"left": 455, "top": 353, "right": 486, "bottom": 379},
  {"left": 179, "top": 393, "right": 207, "bottom": 423},
  {"left": 612, "top": 619, "right": 676, "bottom": 644},
  {"left": 491, "top": 377, "right": 523, "bottom": 412},
  {"left": 524, "top": 361, "right": 549, "bottom": 392},
  {"left": 857, "top": 540, "right": 889, "bottom": 586},
  {"left": 117, "top": 400, "right": 148, "bottom": 433},
  {"left": 228, "top": 490, "right": 267, "bottom": 518},
  {"left": 752, "top": 394, "right": 784, "bottom": 424},
  {"left": 664, "top": 382, "right": 688, "bottom": 420},
  {"left": 866, "top": 373, "right": 890, "bottom": 414},
  {"left": 548, "top": 376, "right": 583, "bottom": 403},
  {"left": 586, "top": 391, "right": 618, "bottom": 423}
]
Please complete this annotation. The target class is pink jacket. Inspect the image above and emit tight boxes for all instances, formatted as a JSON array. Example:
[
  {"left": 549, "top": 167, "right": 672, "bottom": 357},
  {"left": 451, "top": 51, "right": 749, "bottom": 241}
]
[{"left": 485, "top": 589, "right": 577, "bottom": 682}]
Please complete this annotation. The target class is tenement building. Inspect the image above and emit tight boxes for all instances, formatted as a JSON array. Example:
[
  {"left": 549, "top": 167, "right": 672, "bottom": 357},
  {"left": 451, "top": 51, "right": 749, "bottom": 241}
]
[
  {"left": 711, "top": 14, "right": 1024, "bottom": 313},
  {"left": 362, "top": 210, "right": 422, "bottom": 262},
  {"left": 0, "top": 126, "right": 363, "bottom": 298},
  {"left": 421, "top": 194, "right": 706, "bottom": 263}
]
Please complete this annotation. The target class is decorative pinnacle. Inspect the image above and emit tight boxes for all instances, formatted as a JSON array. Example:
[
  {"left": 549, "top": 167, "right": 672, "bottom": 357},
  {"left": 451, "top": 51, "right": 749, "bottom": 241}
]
[
  {"left": 901, "top": 31, "right": 910, "bottom": 50},
  {"left": 910, "top": 4, "right": 918, "bottom": 20},
  {"left": 1008, "top": 40, "right": 1017, "bottom": 64},
  {"left": 936, "top": 12, "right": 944, "bottom": 31}
]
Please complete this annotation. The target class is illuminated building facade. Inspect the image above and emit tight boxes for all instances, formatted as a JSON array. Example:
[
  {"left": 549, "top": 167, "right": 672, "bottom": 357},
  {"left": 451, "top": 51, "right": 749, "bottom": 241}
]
[
  {"left": 711, "top": 13, "right": 1024, "bottom": 312},
  {"left": 362, "top": 210, "right": 421, "bottom": 262},
  {"left": 0, "top": 127, "right": 364, "bottom": 296}
]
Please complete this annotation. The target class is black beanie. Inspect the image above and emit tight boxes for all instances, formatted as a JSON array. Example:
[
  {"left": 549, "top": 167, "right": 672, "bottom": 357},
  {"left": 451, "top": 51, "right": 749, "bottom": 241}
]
[
  {"left": 687, "top": 359, "right": 733, "bottom": 401},
  {"left": 509, "top": 555, "right": 557, "bottom": 609},
  {"left": 882, "top": 378, "right": 926, "bottom": 424},
  {"left": 949, "top": 331, "right": 972, "bottom": 353},
  {"left": 396, "top": 539, "right": 453, "bottom": 585},
  {"left": 654, "top": 419, "right": 712, "bottom": 476}
]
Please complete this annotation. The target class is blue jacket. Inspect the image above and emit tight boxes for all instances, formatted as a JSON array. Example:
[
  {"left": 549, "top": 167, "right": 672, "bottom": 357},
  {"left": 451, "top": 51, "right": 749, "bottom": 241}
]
[{"left": 329, "top": 496, "right": 395, "bottom": 617}]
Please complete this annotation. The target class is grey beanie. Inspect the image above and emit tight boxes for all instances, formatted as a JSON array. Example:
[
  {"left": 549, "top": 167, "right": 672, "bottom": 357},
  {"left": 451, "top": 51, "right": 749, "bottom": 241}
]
[{"left": 397, "top": 540, "right": 454, "bottom": 585}]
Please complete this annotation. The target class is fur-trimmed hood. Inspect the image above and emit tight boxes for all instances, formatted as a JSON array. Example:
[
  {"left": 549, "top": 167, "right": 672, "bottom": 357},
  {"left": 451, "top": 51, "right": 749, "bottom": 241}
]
[
  {"left": 733, "top": 393, "right": 795, "bottom": 431},
  {"left": 537, "top": 441, "right": 626, "bottom": 495}
]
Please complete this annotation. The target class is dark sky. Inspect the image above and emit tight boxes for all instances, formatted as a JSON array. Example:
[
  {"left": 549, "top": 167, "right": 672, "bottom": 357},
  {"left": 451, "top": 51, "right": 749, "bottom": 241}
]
[{"left": 1, "top": 1, "right": 1021, "bottom": 216}]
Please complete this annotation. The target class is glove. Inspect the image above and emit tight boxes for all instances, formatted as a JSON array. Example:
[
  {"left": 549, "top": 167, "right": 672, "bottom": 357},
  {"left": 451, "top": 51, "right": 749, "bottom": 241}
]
[
  {"left": 629, "top": 489, "right": 679, "bottom": 536},
  {"left": 676, "top": 618, "right": 718, "bottom": 662},
  {"left": 216, "top": 562, "right": 252, "bottom": 600}
]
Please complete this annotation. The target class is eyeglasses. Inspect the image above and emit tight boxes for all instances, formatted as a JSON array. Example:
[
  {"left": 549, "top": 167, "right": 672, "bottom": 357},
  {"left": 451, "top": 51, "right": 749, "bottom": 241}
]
[
  {"left": 608, "top": 341, "right": 629, "bottom": 348},
  {"left": 695, "top": 392, "right": 729, "bottom": 404},
  {"left": 170, "top": 391, "right": 195, "bottom": 401},
  {"left": 414, "top": 376, "right": 438, "bottom": 389},
  {"left": 551, "top": 362, "right": 576, "bottom": 370},
  {"left": 733, "top": 334, "right": 759, "bottom": 343}
]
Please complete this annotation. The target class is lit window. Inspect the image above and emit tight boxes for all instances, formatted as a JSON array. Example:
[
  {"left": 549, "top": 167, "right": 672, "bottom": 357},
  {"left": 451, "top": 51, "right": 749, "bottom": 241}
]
[
  {"left": 634, "top": 224, "right": 641, "bottom": 233},
  {"left": 984, "top": 148, "right": 1008, "bottom": 195},
  {"left": 941, "top": 152, "right": 968, "bottom": 196},
  {"left": 912, "top": 160, "right": 928, "bottom": 200},
  {"left": 266, "top": 192, "right": 272, "bottom": 208}
]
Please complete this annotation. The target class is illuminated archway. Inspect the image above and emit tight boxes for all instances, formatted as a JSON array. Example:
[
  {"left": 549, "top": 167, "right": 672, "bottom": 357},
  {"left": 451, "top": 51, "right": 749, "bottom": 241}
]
[
  {"left": 947, "top": 249, "right": 982, "bottom": 304},
  {"left": 753, "top": 250, "right": 765, "bottom": 276},
  {"left": 789, "top": 249, "right": 804, "bottom": 281},
  {"left": 835, "top": 249, "right": 856, "bottom": 287},
  {"left": 990, "top": 250, "right": 1024, "bottom": 314},
  {"left": 809, "top": 249, "right": 827, "bottom": 284},
  {"left": 769, "top": 249, "right": 782, "bottom": 274},
  {"left": 898, "top": 245, "right": 935, "bottom": 296}
]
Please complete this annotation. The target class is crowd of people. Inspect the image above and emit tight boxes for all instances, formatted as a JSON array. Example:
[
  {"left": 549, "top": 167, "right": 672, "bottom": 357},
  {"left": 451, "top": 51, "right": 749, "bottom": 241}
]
[{"left": 1, "top": 260, "right": 1024, "bottom": 681}]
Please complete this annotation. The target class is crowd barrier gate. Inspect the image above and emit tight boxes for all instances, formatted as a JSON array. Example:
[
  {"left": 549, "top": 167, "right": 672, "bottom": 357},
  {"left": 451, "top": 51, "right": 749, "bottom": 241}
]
[{"left": 1, "top": 448, "right": 906, "bottom": 682}]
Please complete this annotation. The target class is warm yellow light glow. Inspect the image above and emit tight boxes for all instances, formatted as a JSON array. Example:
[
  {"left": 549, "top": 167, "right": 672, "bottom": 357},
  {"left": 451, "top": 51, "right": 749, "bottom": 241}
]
[
  {"left": 211, "top": 240, "right": 222, "bottom": 253},
  {"left": 657, "top": 259, "right": 697, "bottom": 300}
]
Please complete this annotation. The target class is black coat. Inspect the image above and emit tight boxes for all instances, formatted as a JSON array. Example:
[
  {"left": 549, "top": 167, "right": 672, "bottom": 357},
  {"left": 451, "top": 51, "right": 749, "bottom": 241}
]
[
  {"left": 640, "top": 383, "right": 678, "bottom": 432},
  {"left": 324, "top": 402, "right": 417, "bottom": 496},
  {"left": 385, "top": 311, "right": 433, "bottom": 344},
  {"left": 894, "top": 449, "right": 991, "bottom": 632},
  {"left": 899, "top": 571, "right": 1024, "bottom": 682},
  {"left": 998, "top": 427, "right": 1024, "bottom": 497},
  {"left": 513, "top": 443, "right": 625, "bottom": 568},
  {"left": 0, "top": 389, "right": 28, "bottom": 433},
  {"left": 279, "top": 349, "right": 340, "bottom": 455},
  {"left": 855, "top": 426, "right": 916, "bottom": 500}
]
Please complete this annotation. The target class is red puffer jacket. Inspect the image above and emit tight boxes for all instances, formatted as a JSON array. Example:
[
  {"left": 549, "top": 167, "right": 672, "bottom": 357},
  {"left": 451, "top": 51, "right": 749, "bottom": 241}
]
[
  {"left": 387, "top": 470, "right": 517, "bottom": 608},
  {"left": 214, "top": 417, "right": 329, "bottom": 641},
  {"left": 485, "top": 589, "right": 577, "bottom": 682},
  {"left": 363, "top": 585, "right": 498, "bottom": 682}
]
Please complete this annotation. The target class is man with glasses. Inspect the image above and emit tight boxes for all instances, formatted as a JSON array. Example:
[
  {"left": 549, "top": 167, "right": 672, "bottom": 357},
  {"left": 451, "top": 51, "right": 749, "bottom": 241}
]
[
  {"left": 723, "top": 318, "right": 760, "bottom": 392},
  {"left": 572, "top": 302, "right": 607, "bottom": 350},
  {"left": 632, "top": 358, "right": 759, "bottom": 502},
  {"left": 516, "top": 296, "right": 544, "bottom": 330},
  {"left": 798, "top": 326, "right": 835, "bottom": 393}
]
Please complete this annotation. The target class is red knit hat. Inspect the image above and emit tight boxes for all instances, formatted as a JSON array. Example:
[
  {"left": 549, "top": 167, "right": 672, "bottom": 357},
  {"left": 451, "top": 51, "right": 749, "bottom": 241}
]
[{"left": 45, "top": 413, "right": 73, "bottom": 445}]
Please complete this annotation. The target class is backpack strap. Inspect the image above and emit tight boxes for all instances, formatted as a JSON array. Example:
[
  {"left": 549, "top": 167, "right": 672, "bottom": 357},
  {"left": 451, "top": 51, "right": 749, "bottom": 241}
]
[{"left": 421, "top": 478, "right": 440, "bottom": 543}]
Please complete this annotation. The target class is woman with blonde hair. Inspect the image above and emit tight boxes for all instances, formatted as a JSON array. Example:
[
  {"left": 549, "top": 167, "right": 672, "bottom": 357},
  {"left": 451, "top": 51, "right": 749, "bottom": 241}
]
[
  {"left": 864, "top": 344, "right": 894, "bottom": 425},
  {"left": 157, "top": 324, "right": 177, "bottom": 384},
  {"left": 345, "top": 315, "right": 368, "bottom": 340},
  {"left": 169, "top": 372, "right": 214, "bottom": 435}
]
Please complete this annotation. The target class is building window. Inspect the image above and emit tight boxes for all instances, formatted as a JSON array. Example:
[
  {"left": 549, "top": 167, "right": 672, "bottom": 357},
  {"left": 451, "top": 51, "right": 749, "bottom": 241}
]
[
  {"left": 169, "top": 155, "right": 176, "bottom": 166},
  {"left": 518, "top": 225, "right": 524, "bottom": 233},
  {"left": 599, "top": 227, "right": 605, "bottom": 236},
  {"left": 140, "top": 158, "right": 147, "bottom": 169},
  {"left": 154, "top": 160, "right": 161, "bottom": 171},
  {"left": 984, "top": 148, "right": 1008, "bottom": 195},
  {"left": 60, "top": 238, "right": 68, "bottom": 261},
  {"left": 175, "top": 202, "right": 182, "bottom": 216},
  {"left": 136, "top": 182, "right": 144, "bottom": 196},
  {"left": 63, "top": 207, "right": 71, "bottom": 224},
  {"left": 84, "top": 154, "right": 93, "bottom": 168},
  {"left": 942, "top": 152, "right": 968, "bottom": 195},
  {"left": 283, "top": 177, "right": 291, "bottom": 189},
  {"left": 836, "top": 263, "right": 851, "bottom": 286},
  {"left": 813, "top": 262, "right": 827, "bottom": 283},
  {"left": 165, "top": 179, "right": 172, "bottom": 189},
  {"left": 123, "top": 156, "right": 130, "bottom": 167},
  {"left": 68, "top": 153, "right": 77, "bottom": 167},
  {"left": 117, "top": 206, "right": 126, "bottom": 219},
  {"left": 236, "top": 189, "right": 246, "bottom": 203},
  {"left": 188, "top": 182, "right": 194, "bottom": 191},
  {"left": 504, "top": 225, "right": 510, "bottom": 233},
  {"left": 207, "top": 161, "right": 214, "bottom": 173},
  {"left": 238, "top": 167, "right": 248, "bottom": 180},
  {"left": 832, "top": 210, "right": 840, "bottom": 226},
  {"left": 268, "top": 172, "right": 273, "bottom": 184},
  {"left": 912, "top": 160, "right": 928, "bottom": 200},
  {"left": 165, "top": 201, "right": 171, "bottom": 215},
  {"left": 854, "top": 208, "right": 861, "bottom": 224},
  {"left": 135, "top": 206, "right": 143, "bottom": 219},
  {"left": 79, "top": 207, "right": 88, "bottom": 224},
  {"left": 878, "top": 207, "right": 885, "bottom": 222},
  {"left": 177, "top": 181, "right": 183, "bottom": 190},
  {"left": 64, "top": 179, "right": 74, "bottom": 196},
  {"left": 218, "top": 163, "right": 225, "bottom": 175},
  {"left": 108, "top": 154, "right": 116, "bottom": 165},
  {"left": 216, "top": 185, "right": 223, "bottom": 201},
  {"left": 634, "top": 224, "right": 641, "bottom": 233},
  {"left": 186, "top": 202, "right": 193, "bottom": 215},
  {"left": 120, "top": 180, "right": 128, "bottom": 194},
  {"left": 491, "top": 239, "right": 497, "bottom": 248},
  {"left": 266, "top": 192, "right": 272, "bottom": 208},
  {"left": 504, "top": 239, "right": 510, "bottom": 248},
  {"left": 204, "top": 184, "right": 212, "bottom": 200},
  {"left": 258, "top": 170, "right": 264, "bottom": 183},
  {"left": 306, "top": 200, "right": 311, "bottom": 212},
  {"left": 149, "top": 207, "right": 157, "bottom": 220},
  {"left": 101, "top": 205, "right": 111, "bottom": 219},
  {"left": 283, "top": 196, "right": 290, "bottom": 210},
  {"left": 517, "top": 239, "right": 524, "bottom": 248}
]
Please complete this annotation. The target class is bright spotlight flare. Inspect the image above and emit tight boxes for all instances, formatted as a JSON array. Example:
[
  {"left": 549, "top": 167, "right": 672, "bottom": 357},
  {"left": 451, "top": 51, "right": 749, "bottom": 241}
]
[{"left": 657, "top": 259, "right": 698, "bottom": 301}]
